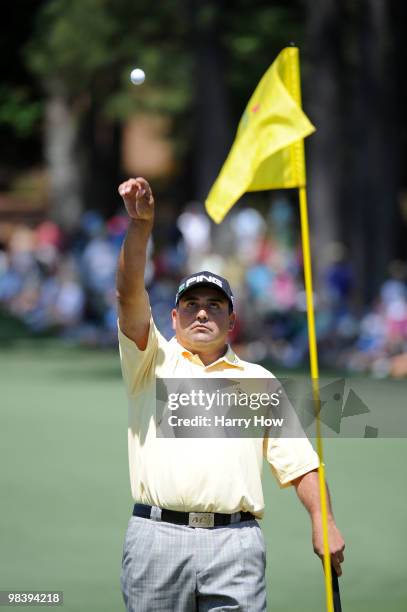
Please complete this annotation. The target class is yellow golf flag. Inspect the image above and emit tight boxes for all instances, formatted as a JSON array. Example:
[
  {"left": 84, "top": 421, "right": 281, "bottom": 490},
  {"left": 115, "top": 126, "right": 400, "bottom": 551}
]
[{"left": 205, "top": 47, "right": 315, "bottom": 223}]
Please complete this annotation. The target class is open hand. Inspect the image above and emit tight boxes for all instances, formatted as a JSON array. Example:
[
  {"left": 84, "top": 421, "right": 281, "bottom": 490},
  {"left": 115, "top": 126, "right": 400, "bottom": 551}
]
[{"left": 118, "top": 177, "right": 154, "bottom": 222}]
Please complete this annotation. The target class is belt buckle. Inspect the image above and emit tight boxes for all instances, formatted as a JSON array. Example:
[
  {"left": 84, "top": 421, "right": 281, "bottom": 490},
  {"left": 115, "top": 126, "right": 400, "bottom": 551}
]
[{"left": 188, "top": 512, "right": 215, "bottom": 528}]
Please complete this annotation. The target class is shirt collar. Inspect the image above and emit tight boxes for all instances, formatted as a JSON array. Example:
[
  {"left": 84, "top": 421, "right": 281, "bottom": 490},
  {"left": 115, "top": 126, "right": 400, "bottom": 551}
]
[{"left": 169, "top": 336, "right": 243, "bottom": 370}]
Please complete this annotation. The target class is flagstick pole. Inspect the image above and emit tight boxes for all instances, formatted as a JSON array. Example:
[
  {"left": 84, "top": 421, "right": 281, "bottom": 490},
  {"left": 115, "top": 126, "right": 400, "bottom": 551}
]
[{"left": 298, "top": 185, "right": 334, "bottom": 612}]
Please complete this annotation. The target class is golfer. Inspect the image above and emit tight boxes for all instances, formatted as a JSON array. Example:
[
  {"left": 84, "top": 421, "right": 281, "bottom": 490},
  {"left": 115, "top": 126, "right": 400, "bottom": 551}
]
[{"left": 117, "top": 177, "right": 345, "bottom": 611}]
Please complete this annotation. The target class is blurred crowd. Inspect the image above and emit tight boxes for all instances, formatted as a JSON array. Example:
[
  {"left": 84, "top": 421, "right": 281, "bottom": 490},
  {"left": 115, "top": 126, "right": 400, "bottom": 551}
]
[{"left": 1, "top": 196, "right": 407, "bottom": 376}]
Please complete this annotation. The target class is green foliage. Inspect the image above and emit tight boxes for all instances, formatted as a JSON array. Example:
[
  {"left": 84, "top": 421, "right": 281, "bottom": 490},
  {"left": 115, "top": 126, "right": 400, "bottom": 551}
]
[
  {"left": 221, "top": 3, "right": 305, "bottom": 118},
  {"left": 26, "top": 0, "right": 192, "bottom": 119},
  {"left": 0, "top": 86, "right": 42, "bottom": 138},
  {"left": 25, "top": 0, "right": 302, "bottom": 122},
  {"left": 22, "top": 0, "right": 305, "bottom": 178},
  {"left": 27, "top": 0, "right": 119, "bottom": 89}
]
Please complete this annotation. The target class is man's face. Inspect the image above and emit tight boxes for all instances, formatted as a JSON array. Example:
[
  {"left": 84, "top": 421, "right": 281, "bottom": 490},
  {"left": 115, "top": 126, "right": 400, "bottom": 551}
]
[{"left": 171, "top": 286, "right": 235, "bottom": 353}]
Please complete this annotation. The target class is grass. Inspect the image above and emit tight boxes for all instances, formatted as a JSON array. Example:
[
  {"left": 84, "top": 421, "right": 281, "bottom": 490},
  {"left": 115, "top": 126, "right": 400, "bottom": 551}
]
[{"left": 0, "top": 342, "right": 406, "bottom": 611}]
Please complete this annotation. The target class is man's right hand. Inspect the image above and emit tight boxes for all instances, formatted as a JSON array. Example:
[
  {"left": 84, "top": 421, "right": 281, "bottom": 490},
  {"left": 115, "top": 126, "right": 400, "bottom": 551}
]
[{"left": 118, "top": 177, "right": 154, "bottom": 222}]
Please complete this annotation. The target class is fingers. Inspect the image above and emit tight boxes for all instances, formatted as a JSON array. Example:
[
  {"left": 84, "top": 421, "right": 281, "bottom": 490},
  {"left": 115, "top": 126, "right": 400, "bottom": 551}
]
[
  {"left": 118, "top": 179, "right": 140, "bottom": 198},
  {"left": 118, "top": 177, "right": 150, "bottom": 199},
  {"left": 330, "top": 546, "right": 344, "bottom": 576},
  {"left": 133, "top": 177, "right": 150, "bottom": 192}
]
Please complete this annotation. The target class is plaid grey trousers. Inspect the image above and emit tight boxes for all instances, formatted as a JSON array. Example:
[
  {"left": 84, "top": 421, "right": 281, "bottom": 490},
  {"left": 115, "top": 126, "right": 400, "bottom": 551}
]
[{"left": 120, "top": 515, "right": 267, "bottom": 611}]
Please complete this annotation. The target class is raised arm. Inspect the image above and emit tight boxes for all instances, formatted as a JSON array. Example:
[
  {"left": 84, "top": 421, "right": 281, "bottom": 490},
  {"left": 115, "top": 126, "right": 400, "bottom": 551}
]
[{"left": 117, "top": 177, "right": 154, "bottom": 350}]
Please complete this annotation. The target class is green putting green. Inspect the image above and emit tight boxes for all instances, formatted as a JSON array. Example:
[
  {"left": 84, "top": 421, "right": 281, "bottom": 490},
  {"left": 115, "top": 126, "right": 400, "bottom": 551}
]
[{"left": 0, "top": 343, "right": 406, "bottom": 611}]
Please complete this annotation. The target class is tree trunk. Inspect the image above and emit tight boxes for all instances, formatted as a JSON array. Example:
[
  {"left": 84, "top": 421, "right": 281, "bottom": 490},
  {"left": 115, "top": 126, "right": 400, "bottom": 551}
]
[
  {"left": 189, "top": 0, "right": 233, "bottom": 203},
  {"left": 80, "top": 96, "right": 121, "bottom": 219},
  {"left": 346, "top": 0, "right": 397, "bottom": 304},
  {"left": 305, "top": 0, "right": 343, "bottom": 283},
  {"left": 44, "top": 89, "right": 83, "bottom": 231}
]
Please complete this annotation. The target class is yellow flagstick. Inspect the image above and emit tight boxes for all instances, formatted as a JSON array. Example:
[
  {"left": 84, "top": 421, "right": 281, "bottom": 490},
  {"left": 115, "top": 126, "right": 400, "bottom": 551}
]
[
  {"left": 288, "top": 47, "right": 335, "bottom": 612},
  {"left": 299, "top": 186, "right": 334, "bottom": 612}
]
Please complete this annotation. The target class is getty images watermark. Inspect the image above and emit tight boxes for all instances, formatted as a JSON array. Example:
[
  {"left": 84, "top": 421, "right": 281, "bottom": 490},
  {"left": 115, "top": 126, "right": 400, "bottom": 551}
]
[
  {"left": 156, "top": 378, "right": 288, "bottom": 438},
  {"left": 166, "top": 387, "right": 283, "bottom": 430},
  {"left": 155, "top": 377, "right": 407, "bottom": 439}
]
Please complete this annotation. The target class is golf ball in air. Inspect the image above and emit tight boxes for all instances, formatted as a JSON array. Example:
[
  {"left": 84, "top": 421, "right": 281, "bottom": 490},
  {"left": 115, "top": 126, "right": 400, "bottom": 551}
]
[{"left": 130, "top": 68, "right": 145, "bottom": 85}]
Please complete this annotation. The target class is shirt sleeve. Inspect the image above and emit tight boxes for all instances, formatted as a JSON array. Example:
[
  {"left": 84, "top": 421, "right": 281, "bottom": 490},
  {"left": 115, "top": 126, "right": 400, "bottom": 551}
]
[
  {"left": 264, "top": 436, "right": 320, "bottom": 488},
  {"left": 117, "top": 315, "right": 165, "bottom": 396}
]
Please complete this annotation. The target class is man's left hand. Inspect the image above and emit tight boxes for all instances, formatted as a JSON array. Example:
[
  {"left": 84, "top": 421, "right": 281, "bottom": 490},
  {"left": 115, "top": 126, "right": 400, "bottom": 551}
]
[{"left": 312, "top": 515, "right": 345, "bottom": 576}]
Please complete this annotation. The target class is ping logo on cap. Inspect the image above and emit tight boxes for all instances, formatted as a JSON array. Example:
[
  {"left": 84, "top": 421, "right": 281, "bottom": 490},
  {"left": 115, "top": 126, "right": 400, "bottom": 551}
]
[{"left": 185, "top": 274, "right": 223, "bottom": 289}]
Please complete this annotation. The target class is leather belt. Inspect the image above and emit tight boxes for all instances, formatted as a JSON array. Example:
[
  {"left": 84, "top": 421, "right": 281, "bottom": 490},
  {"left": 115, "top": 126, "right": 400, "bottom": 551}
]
[{"left": 132, "top": 503, "right": 256, "bottom": 528}]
